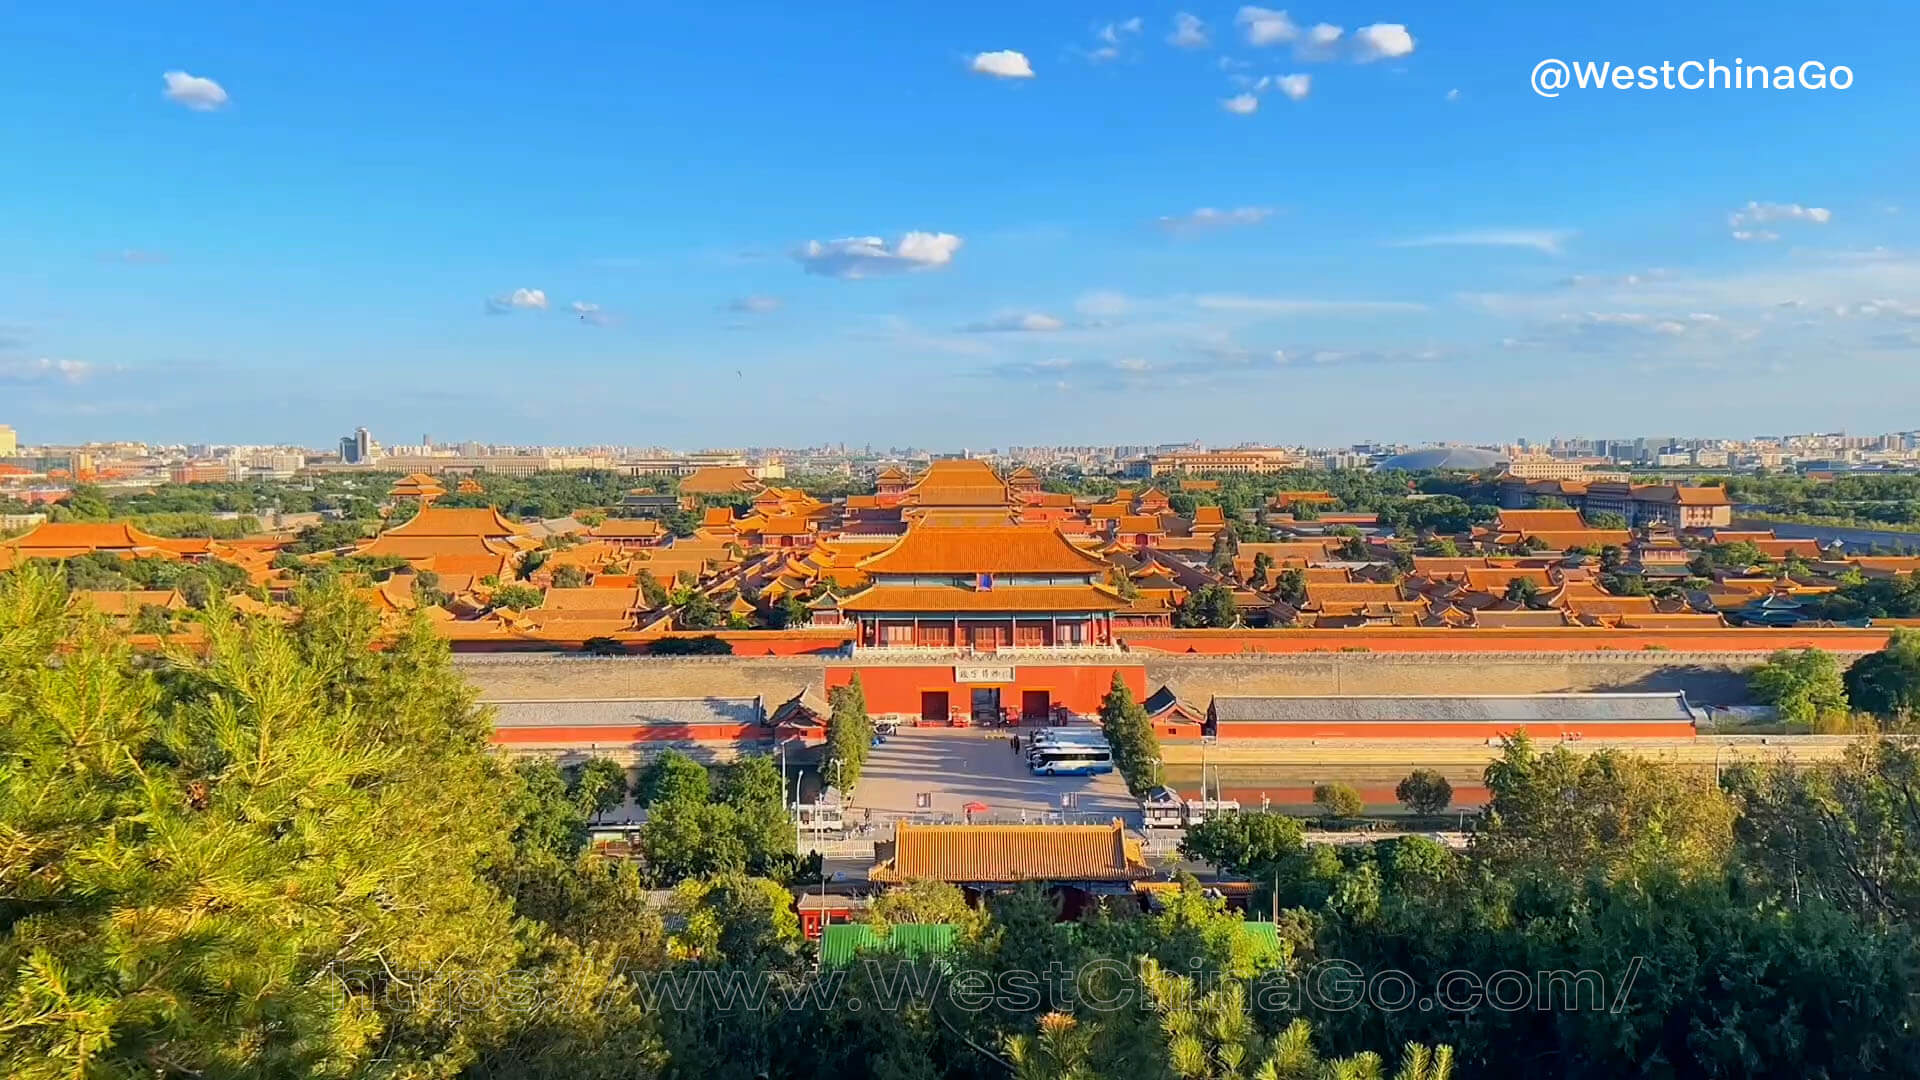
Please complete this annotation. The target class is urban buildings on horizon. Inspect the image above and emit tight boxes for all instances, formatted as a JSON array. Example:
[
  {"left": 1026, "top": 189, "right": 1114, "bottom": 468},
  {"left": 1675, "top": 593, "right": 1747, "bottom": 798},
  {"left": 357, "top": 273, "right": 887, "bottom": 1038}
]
[{"left": 4, "top": 417, "right": 1920, "bottom": 499}]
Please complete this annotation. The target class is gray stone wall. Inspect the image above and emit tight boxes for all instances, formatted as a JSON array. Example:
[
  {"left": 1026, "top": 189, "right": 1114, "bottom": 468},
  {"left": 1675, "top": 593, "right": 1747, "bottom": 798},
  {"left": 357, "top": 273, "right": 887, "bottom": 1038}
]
[{"left": 454, "top": 650, "right": 1838, "bottom": 707}]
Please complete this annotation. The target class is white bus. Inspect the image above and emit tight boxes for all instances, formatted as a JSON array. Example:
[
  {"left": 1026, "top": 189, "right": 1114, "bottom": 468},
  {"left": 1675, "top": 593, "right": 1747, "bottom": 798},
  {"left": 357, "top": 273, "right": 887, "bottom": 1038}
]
[
  {"left": 1027, "top": 732, "right": 1108, "bottom": 767},
  {"left": 1027, "top": 729, "right": 1106, "bottom": 749},
  {"left": 1030, "top": 744, "right": 1115, "bottom": 777}
]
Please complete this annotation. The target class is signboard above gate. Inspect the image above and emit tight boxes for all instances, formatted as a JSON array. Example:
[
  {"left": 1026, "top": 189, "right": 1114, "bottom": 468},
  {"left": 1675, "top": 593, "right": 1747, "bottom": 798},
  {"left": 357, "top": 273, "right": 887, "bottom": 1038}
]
[{"left": 955, "top": 664, "right": 1015, "bottom": 683}]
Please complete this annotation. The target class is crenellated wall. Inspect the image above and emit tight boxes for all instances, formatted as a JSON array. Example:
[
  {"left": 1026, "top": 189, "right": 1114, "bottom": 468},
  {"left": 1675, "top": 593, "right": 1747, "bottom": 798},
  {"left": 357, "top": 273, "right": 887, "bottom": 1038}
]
[{"left": 457, "top": 648, "right": 1804, "bottom": 709}]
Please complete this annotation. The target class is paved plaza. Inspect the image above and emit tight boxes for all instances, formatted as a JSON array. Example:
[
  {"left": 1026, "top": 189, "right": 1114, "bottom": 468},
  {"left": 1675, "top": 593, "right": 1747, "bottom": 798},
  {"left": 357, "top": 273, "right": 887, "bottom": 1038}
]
[{"left": 849, "top": 726, "right": 1137, "bottom": 824}]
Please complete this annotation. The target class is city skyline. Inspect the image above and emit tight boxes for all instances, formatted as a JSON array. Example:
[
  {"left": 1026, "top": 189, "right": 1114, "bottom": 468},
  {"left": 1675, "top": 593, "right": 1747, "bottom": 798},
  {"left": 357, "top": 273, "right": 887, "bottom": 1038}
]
[{"left": 4, "top": 2, "right": 1917, "bottom": 446}]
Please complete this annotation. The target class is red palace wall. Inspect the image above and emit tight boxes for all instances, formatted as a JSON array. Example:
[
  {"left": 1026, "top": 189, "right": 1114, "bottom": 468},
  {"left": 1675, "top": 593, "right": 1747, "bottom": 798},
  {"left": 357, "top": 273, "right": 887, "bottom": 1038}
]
[
  {"left": 1210, "top": 720, "right": 1696, "bottom": 740},
  {"left": 1117, "top": 627, "right": 1895, "bottom": 654},
  {"left": 827, "top": 662, "right": 1148, "bottom": 721}
]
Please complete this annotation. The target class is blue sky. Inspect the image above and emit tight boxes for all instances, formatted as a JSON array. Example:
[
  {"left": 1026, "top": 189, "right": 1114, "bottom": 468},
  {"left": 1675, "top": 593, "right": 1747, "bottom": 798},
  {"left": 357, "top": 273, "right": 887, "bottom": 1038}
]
[{"left": 3, "top": 1, "right": 1916, "bottom": 450}]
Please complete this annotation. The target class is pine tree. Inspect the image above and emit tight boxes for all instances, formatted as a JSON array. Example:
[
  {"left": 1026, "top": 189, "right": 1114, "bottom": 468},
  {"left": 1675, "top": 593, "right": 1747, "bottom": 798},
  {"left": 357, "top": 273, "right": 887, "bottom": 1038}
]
[
  {"left": 823, "top": 675, "right": 873, "bottom": 796},
  {"left": 1097, "top": 673, "right": 1162, "bottom": 796},
  {"left": 0, "top": 565, "right": 663, "bottom": 1079}
]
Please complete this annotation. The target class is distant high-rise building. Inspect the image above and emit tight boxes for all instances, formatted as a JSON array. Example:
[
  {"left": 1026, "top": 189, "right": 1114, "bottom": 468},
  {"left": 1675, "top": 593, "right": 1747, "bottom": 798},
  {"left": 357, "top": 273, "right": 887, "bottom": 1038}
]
[
  {"left": 338, "top": 426, "right": 375, "bottom": 464},
  {"left": 0, "top": 424, "right": 16, "bottom": 456}
]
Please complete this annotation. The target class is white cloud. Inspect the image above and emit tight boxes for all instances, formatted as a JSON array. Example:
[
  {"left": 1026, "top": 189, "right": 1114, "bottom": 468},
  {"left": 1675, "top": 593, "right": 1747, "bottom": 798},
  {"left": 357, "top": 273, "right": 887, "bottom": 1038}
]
[
  {"left": 794, "top": 232, "right": 963, "bottom": 278},
  {"left": 1446, "top": 88, "right": 1460, "bottom": 102},
  {"left": 570, "top": 301, "right": 611, "bottom": 326},
  {"left": 1730, "top": 201, "right": 1833, "bottom": 226},
  {"left": 963, "top": 311, "right": 1067, "bottom": 333},
  {"left": 1195, "top": 295, "right": 1428, "bottom": 315},
  {"left": 1270, "top": 73, "right": 1311, "bottom": 100},
  {"left": 970, "top": 50, "right": 1034, "bottom": 78},
  {"left": 162, "top": 70, "right": 229, "bottom": 110},
  {"left": 727, "top": 295, "right": 783, "bottom": 314},
  {"left": 486, "top": 287, "right": 549, "bottom": 313},
  {"left": 0, "top": 357, "right": 94, "bottom": 383},
  {"left": 1087, "top": 18, "right": 1144, "bottom": 62},
  {"left": 1236, "top": 6, "right": 1300, "bottom": 46},
  {"left": 1238, "top": 11, "right": 1407, "bottom": 61},
  {"left": 1222, "top": 92, "right": 1259, "bottom": 115},
  {"left": 1168, "top": 12, "right": 1209, "bottom": 48},
  {"left": 1728, "top": 201, "right": 1831, "bottom": 240},
  {"left": 1352, "top": 23, "right": 1416, "bottom": 61},
  {"left": 1076, "top": 291, "right": 1131, "bottom": 319},
  {"left": 1115, "top": 357, "right": 1151, "bottom": 372},
  {"left": 1392, "top": 229, "right": 1574, "bottom": 255},
  {"left": 1158, "top": 206, "right": 1274, "bottom": 231}
]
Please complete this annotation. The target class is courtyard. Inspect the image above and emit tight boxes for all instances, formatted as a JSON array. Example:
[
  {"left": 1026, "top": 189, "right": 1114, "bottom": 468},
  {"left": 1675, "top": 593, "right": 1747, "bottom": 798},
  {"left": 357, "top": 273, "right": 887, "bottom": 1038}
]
[{"left": 846, "top": 726, "right": 1138, "bottom": 825}]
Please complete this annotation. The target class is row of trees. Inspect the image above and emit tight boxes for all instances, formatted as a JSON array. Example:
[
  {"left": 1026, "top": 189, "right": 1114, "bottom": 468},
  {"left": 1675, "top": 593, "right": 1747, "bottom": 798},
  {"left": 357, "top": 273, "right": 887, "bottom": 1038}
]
[{"left": 1748, "top": 631, "right": 1920, "bottom": 731}]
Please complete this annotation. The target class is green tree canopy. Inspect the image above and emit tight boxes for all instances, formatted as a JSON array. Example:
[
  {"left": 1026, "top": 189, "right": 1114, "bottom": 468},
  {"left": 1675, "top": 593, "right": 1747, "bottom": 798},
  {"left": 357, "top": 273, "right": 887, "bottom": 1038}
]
[
  {"left": 1395, "top": 768, "right": 1454, "bottom": 815},
  {"left": 1750, "top": 647, "right": 1851, "bottom": 731},
  {"left": 1845, "top": 628, "right": 1920, "bottom": 721}
]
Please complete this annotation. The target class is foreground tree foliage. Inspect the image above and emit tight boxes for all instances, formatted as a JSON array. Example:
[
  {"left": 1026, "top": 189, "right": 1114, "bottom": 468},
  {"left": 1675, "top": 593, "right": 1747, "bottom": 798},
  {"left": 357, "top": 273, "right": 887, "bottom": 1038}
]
[
  {"left": 0, "top": 565, "right": 662, "bottom": 1079},
  {"left": 9, "top": 560, "right": 1920, "bottom": 1078}
]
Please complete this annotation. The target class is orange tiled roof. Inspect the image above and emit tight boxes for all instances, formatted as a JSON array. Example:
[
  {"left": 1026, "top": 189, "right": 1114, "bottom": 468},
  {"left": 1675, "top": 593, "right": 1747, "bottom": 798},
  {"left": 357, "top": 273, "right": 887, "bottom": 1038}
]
[
  {"left": 1518, "top": 530, "right": 1633, "bottom": 550},
  {"left": 1307, "top": 583, "right": 1406, "bottom": 604},
  {"left": 1462, "top": 567, "right": 1556, "bottom": 592},
  {"left": 1470, "top": 609, "right": 1576, "bottom": 628},
  {"left": 590, "top": 519, "right": 663, "bottom": 539},
  {"left": 1645, "top": 485, "right": 1731, "bottom": 506},
  {"left": 11, "top": 521, "right": 175, "bottom": 552},
  {"left": 1240, "top": 541, "right": 1340, "bottom": 562},
  {"left": 1495, "top": 509, "right": 1588, "bottom": 533},
  {"left": 1191, "top": 506, "right": 1227, "bottom": 527},
  {"left": 1116, "top": 515, "right": 1165, "bottom": 534},
  {"left": 418, "top": 552, "right": 516, "bottom": 579},
  {"left": 71, "top": 589, "right": 188, "bottom": 616},
  {"left": 871, "top": 820, "right": 1151, "bottom": 884},
  {"left": 1564, "top": 595, "right": 1661, "bottom": 615},
  {"left": 359, "top": 535, "right": 516, "bottom": 560},
  {"left": 678, "top": 466, "right": 763, "bottom": 495},
  {"left": 1619, "top": 613, "right": 1730, "bottom": 628},
  {"left": 905, "top": 459, "right": 1010, "bottom": 507},
  {"left": 382, "top": 506, "right": 528, "bottom": 538},
  {"left": 860, "top": 524, "right": 1110, "bottom": 575},
  {"left": 1852, "top": 557, "right": 1920, "bottom": 574},
  {"left": 839, "top": 584, "right": 1127, "bottom": 613},
  {"left": 540, "top": 587, "right": 641, "bottom": 612}
]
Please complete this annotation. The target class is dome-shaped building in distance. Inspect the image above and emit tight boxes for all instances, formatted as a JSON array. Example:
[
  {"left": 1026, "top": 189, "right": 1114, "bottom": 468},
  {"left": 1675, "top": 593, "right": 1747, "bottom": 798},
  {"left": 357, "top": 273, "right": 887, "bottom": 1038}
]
[{"left": 1379, "top": 446, "right": 1508, "bottom": 471}]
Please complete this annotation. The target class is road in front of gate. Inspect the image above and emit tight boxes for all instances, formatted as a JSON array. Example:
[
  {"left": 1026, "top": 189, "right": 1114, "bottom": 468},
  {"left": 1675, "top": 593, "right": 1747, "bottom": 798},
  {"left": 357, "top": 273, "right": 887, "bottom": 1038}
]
[{"left": 848, "top": 727, "right": 1138, "bottom": 826}]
